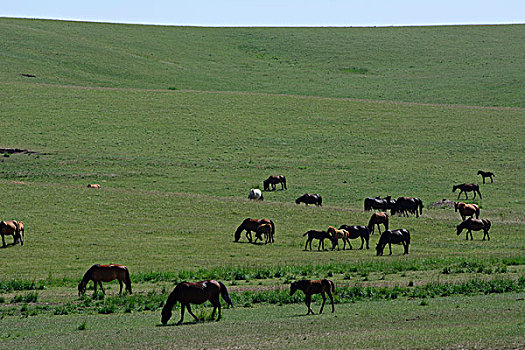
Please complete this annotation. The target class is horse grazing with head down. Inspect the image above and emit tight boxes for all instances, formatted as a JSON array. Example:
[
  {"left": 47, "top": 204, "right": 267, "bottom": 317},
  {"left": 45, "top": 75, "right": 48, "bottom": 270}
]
[
  {"left": 364, "top": 196, "right": 393, "bottom": 211},
  {"left": 295, "top": 193, "right": 322, "bottom": 206},
  {"left": 327, "top": 226, "right": 350, "bottom": 250},
  {"left": 248, "top": 188, "right": 264, "bottom": 201},
  {"left": 302, "top": 230, "right": 332, "bottom": 251},
  {"left": 0, "top": 220, "right": 23, "bottom": 247},
  {"left": 255, "top": 223, "right": 274, "bottom": 244},
  {"left": 338, "top": 225, "right": 370, "bottom": 249},
  {"left": 390, "top": 197, "right": 424, "bottom": 217},
  {"left": 77, "top": 264, "right": 132, "bottom": 296},
  {"left": 368, "top": 212, "right": 389, "bottom": 235},
  {"left": 477, "top": 170, "right": 495, "bottom": 184},
  {"left": 454, "top": 202, "right": 480, "bottom": 221},
  {"left": 376, "top": 229, "right": 410, "bottom": 256},
  {"left": 161, "top": 280, "right": 233, "bottom": 325},
  {"left": 453, "top": 183, "right": 482, "bottom": 200},
  {"left": 290, "top": 279, "right": 335, "bottom": 315},
  {"left": 234, "top": 218, "right": 275, "bottom": 243},
  {"left": 263, "top": 175, "right": 287, "bottom": 191},
  {"left": 456, "top": 218, "right": 491, "bottom": 241}
]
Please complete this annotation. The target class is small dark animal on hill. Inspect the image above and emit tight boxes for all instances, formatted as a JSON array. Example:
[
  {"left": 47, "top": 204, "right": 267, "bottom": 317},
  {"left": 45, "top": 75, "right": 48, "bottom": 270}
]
[
  {"left": 477, "top": 170, "right": 495, "bottom": 184},
  {"left": 77, "top": 264, "right": 132, "bottom": 296},
  {"left": 263, "top": 175, "right": 287, "bottom": 191},
  {"left": 295, "top": 193, "right": 322, "bottom": 206},
  {"left": 303, "top": 230, "right": 332, "bottom": 251},
  {"left": 338, "top": 225, "right": 370, "bottom": 249},
  {"left": 161, "top": 280, "right": 233, "bottom": 325},
  {"left": 290, "top": 279, "right": 335, "bottom": 315},
  {"left": 367, "top": 212, "right": 389, "bottom": 235},
  {"left": 376, "top": 229, "right": 410, "bottom": 256},
  {"left": 456, "top": 218, "right": 491, "bottom": 241},
  {"left": 452, "top": 183, "right": 482, "bottom": 200}
]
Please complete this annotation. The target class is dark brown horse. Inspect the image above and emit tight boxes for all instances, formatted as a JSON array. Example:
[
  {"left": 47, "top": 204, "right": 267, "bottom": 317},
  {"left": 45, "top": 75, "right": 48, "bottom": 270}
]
[
  {"left": 303, "top": 230, "right": 332, "bottom": 251},
  {"left": 477, "top": 170, "right": 495, "bottom": 184},
  {"left": 364, "top": 196, "right": 394, "bottom": 211},
  {"left": 391, "top": 197, "right": 424, "bottom": 218},
  {"left": 161, "top": 280, "right": 233, "bottom": 325},
  {"left": 77, "top": 264, "right": 132, "bottom": 296},
  {"left": 376, "top": 229, "right": 410, "bottom": 256},
  {"left": 234, "top": 218, "right": 275, "bottom": 243},
  {"left": 453, "top": 183, "right": 482, "bottom": 200},
  {"left": 295, "top": 193, "right": 322, "bottom": 206},
  {"left": 263, "top": 175, "right": 287, "bottom": 191},
  {"left": 456, "top": 218, "right": 491, "bottom": 240},
  {"left": 367, "top": 212, "right": 389, "bottom": 235},
  {"left": 0, "top": 220, "right": 23, "bottom": 247},
  {"left": 290, "top": 279, "right": 335, "bottom": 315},
  {"left": 255, "top": 223, "right": 273, "bottom": 244},
  {"left": 339, "top": 225, "right": 370, "bottom": 249},
  {"left": 454, "top": 202, "right": 480, "bottom": 221}
]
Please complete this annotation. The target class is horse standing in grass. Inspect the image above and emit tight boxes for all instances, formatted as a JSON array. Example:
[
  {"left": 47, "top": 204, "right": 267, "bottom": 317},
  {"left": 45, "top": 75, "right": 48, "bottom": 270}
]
[
  {"left": 453, "top": 183, "right": 482, "bottom": 200},
  {"left": 477, "top": 170, "right": 495, "bottom": 184},
  {"left": 161, "top": 280, "right": 233, "bottom": 325},
  {"left": 339, "top": 225, "right": 370, "bottom": 249},
  {"left": 248, "top": 188, "right": 264, "bottom": 201},
  {"left": 255, "top": 223, "right": 273, "bottom": 244},
  {"left": 263, "top": 175, "right": 287, "bottom": 191},
  {"left": 234, "top": 218, "right": 275, "bottom": 243},
  {"left": 391, "top": 197, "right": 424, "bottom": 217},
  {"left": 456, "top": 218, "right": 491, "bottom": 241},
  {"left": 289, "top": 279, "right": 335, "bottom": 315},
  {"left": 376, "top": 229, "right": 411, "bottom": 256},
  {"left": 77, "top": 264, "right": 132, "bottom": 296},
  {"left": 0, "top": 220, "right": 23, "bottom": 247},
  {"left": 367, "top": 212, "right": 389, "bottom": 235},
  {"left": 454, "top": 202, "right": 480, "bottom": 221},
  {"left": 327, "top": 226, "right": 350, "bottom": 250},
  {"left": 295, "top": 193, "right": 322, "bottom": 206},
  {"left": 303, "top": 230, "right": 332, "bottom": 251}
]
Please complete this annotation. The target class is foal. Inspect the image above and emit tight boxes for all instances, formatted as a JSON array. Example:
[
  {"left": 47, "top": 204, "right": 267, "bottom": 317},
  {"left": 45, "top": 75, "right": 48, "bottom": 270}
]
[
  {"left": 477, "top": 170, "right": 495, "bottom": 184},
  {"left": 303, "top": 230, "right": 332, "bottom": 251},
  {"left": 327, "top": 226, "right": 350, "bottom": 250},
  {"left": 290, "top": 279, "right": 335, "bottom": 315}
]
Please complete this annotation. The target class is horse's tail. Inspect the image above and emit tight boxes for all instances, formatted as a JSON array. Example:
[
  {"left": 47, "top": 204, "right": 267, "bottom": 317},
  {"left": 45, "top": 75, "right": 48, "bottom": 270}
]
[
  {"left": 269, "top": 220, "right": 275, "bottom": 242},
  {"left": 318, "top": 196, "right": 323, "bottom": 206},
  {"left": 405, "top": 230, "right": 411, "bottom": 245},
  {"left": 329, "top": 279, "right": 335, "bottom": 293},
  {"left": 124, "top": 267, "right": 132, "bottom": 294},
  {"left": 418, "top": 199, "right": 424, "bottom": 215},
  {"left": 282, "top": 176, "right": 287, "bottom": 189},
  {"left": 475, "top": 206, "right": 480, "bottom": 219},
  {"left": 218, "top": 281, "right": 233, "bottom": 307},
  {"left": 302, "top": 231, "right": 309, "bottom": 236}
]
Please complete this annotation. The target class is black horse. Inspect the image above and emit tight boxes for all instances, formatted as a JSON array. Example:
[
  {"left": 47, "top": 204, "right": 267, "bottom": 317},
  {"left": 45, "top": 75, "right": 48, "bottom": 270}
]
[
  {"left": 452, "top": 183, "right": 482, "bottom": 200},
  {"left": 303, "top": 230, "right": 332, "bottom": 251},
  {"left": 376, "top": 229, "right": 410, "bottom": 256},
  {"left": 295, "top": 193, "right": 322, "bottom": 206},
  {"left": 338, "top": 225, "right": 370, "bottom": 249},
  {"left": 391, "top": 197, "right": 424, "bottom": 217},
  {"left": 364, "top": 196, "right": 394, "bottom": 211},
  {"left": 477, "top": 170, "right": 495, "bottom": 184}
]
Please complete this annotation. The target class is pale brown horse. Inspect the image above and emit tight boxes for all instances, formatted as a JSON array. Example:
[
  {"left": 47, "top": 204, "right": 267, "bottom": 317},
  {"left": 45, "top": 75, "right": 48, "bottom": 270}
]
[
  {"left": 456, "top": 218, "right": 491, "bottom": 240},
  {"left": 368, "top": 212, "right": 389, "bottom": 235},
  {"left": 77, "top": 264, "right": 132, "bottom": 296},
  {"left": 255, "top": 223, "right": 273, "bottom": 244},
  {"left": 452, "top": 183, "right": 482, "bottom": 200},
  {"left": 454, "top": 202, "right": 480, "bottom": 221},
  {"left": 327, "top": 226, "right": 350, "bottom": 250},
  {"left": 263, "top": 175, "right": 287, "bottom": 191},
  {"left": 0, "top": 220, "right": 23, "bottom": 247},
  {"left": 290, "top": 279, "right": 335, "bottom": 315},
  {"left": 234, "top": 218, "right": 275, "bottom": 243},
  {"left": 161, "top": 280, "right": 233, "bottom": 325}
]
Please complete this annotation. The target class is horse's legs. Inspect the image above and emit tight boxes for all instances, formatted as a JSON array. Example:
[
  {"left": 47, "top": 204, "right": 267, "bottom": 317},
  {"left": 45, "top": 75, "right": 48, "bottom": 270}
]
[
  {"left": 305, "top": 238, "right": 310, "bottom": 251},
  {"left": 327, "top": 290, "right": 335, "bottom": 313},
  {"left": 347, "top": 239, "right": 353, "bottom": 250},
  {"left": 118, "top": 280, "right": 123, "bottom": 294},
  {"left": 1, "top": 235, "right": 5, "bottom": 247},
  {"left": 388, "top": 243, "right": 392, "bottom": 255},
  {"left": 359, "top": 237, "right": 364, "bottom": 250},
  {"left": 305, "top": 293, "right": 314, "bottom": 315},
  {"left": 246, "top": 230, "right": 252, "bottom": 243},
  {"left": 99, "top": 282, "right": 105, "bottom": 295},
  {"left": 468, "top": 230, "right": 473, "bottom": 240},
  {"left": 319, "top": 292, "right": 327, "bottom": 314},
  {"left": 485, "top": 229, "right": 490, "bottom": 241},
  {"left": 186, "top": 304, "right": 199, "bottom": 322},
  {"left": 177, "top": 304, "right": 186, "bottom": 325}
]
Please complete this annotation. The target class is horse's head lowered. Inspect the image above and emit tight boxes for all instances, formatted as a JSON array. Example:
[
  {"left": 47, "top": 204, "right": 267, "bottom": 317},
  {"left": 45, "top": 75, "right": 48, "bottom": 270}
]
[
  {"left": 161, "top": 304, "right": 173, "bottom": 325},
  {"left": 77, "top": 281, "right": 86, "bottom": 296},
  {"left": 289, "top": 281, "right": 300, "bottom": 296},
  {"left": 263, "top": 179, "right": 270, "bottom": 191}
]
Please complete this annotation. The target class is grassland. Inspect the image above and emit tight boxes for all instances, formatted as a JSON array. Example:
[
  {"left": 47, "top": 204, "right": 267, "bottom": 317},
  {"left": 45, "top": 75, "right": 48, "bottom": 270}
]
[{"left": 0, "top": 18, "right": 524, "bottom": 349}]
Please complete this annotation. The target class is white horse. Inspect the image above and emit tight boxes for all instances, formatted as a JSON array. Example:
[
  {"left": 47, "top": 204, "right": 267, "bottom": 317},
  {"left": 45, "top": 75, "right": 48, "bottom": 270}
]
[{"left": 248, "top": 189, "right": 264, "bottom": 201}]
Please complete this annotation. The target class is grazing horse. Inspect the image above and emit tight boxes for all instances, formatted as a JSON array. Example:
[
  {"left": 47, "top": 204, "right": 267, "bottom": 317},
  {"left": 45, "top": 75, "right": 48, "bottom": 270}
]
[
  {"left": 254, "top": 223, "right": 273, "bottom": 244},
  {"left": 263, "top": 175, "right": 287, "bottom": 191},
  {"left": 453, "top": 183, "right": 482, "bottom": 200},
  {"left": 327, "top": 226, "right": 350, "bottom": 250},
  {"left": 364, "top": 196, "right": 393, "bottom": 211},
  {"left": 303, "top": 230, "right": 332, "bottom": 251},
  {"left": 456, "top": 218, "right": 491, "bottom": 241},
  {"left": 161, "top": 280, "right": 233, "bottom": 325},
  {"left": 391, "top": 197, "right": 424, "bottom": 217},
  {"left": 454, "top": 202, "right": 480, "bottom": 221},
  {"left": 339, "top": 225, "right": 370, "bottom": 249},
  {"left": 376, "top": 229, "right": 411, "bottom": 256},
  {"left": 87, "top": 184, "right": 101, "bottom": 188},
  {"left": 234, "top": 218, "right": 275, "bottom": 243},
  {"left": 77, "top": 264, "right": 132, "bottom": 296},
  {"left": 295, "top": 193, "right": 322, "bottom": 206},
  {"left": 367, "top": 212, "right": 389, "bottom": 235},
  {"left": 289, "top": 279, "right": 335, "bottom": 315},
  {"left": 248, "top": 188, "right": 264, "bottom": 201},
  {"left": 477, "top": 170, "right": 495, "bottom": 184},
  {"left": 0, "top": 220, "right": 23, "bottom": 247}
]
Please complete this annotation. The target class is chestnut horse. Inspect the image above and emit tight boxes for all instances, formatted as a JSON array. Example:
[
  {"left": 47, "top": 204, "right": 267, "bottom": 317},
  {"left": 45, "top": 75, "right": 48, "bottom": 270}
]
[
  {"left": 456, "top": 218, "right": 491, "bottom": 240},
  {"left": 77, "top": 264, "right": 132, "bottom": 296},
  {"left": 161, "top": 280, "right": 233, "bottom": 325},
  {"left": 339, "top": 225, "right": 370, "bottom": 249},
  {"left": 263, "top": 175, "right": 287, "bottom": 191},
  {"left": 290, "top": 279, "right": 335, "bottom": 315},
  {"left": 0, "top": 220, "right": 23, "bottom": 247},
  {"left": 368, "top": 212, "right": 389, "bottom": 235},
  {"left": 234, "top": 218, "right": 275, "bottom": 243},
  {"left": 453, "top": 183, "right": 482, "bottom": 200},
  {"left": 454, "top": 202, "right": 480, "bottom": 221},
  {"left": 327, "top": 226, "right": 350, "bottom": 250},
  {"left": 303, "top": 230, "right": 332, "bottom": 251},
  {"left": 477, "top": 170, "right": 495, "bottom": 184},
  {"left": 376, "top": 229, "right": 410, "bottom": 256}
]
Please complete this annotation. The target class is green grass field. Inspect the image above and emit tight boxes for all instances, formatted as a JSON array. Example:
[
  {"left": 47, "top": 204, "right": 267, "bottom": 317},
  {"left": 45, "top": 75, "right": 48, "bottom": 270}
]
[{"left": 0, "top": 18, "right": 524, "bottom": 349}]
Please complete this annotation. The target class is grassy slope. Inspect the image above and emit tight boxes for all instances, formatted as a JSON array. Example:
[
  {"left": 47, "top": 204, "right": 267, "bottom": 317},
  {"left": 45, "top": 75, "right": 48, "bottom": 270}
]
[{"left": 1, "top": 18, "right": 525, "bottom": 107}]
